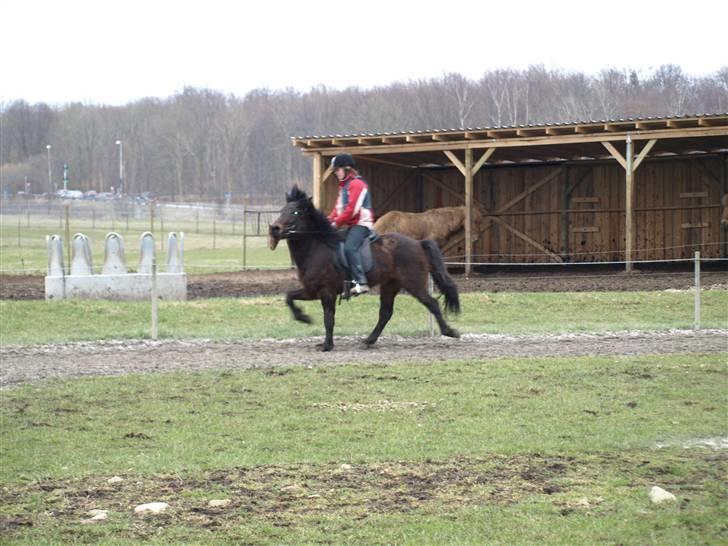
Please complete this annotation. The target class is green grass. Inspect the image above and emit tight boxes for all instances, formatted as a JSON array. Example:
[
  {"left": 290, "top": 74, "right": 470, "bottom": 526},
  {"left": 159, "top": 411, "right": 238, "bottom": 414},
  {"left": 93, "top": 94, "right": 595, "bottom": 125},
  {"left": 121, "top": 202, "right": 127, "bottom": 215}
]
[
  {"left": 1, "top": 290, "right": 727, "bottom": 346},
  {"left": 0, "top": 213, "right": 291, "bottom": 274},
  {"left": 0, "top": 353, "right": 726, "bottom": 544}
]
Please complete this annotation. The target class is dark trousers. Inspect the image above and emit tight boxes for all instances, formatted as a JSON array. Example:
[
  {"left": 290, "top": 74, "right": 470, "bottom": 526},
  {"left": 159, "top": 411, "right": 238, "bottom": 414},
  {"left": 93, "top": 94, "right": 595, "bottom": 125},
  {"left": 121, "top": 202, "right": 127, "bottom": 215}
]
[{"left": 344, "top": 225, "right": 370, "bottom": 284}]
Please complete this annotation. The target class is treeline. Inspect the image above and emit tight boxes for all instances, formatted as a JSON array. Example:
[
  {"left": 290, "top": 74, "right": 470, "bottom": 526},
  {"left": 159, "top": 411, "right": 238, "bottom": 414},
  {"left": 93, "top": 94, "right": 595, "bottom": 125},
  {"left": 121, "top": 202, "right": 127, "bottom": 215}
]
[{"left": 2, "top": 64, "right": 727, "bottom": 202}]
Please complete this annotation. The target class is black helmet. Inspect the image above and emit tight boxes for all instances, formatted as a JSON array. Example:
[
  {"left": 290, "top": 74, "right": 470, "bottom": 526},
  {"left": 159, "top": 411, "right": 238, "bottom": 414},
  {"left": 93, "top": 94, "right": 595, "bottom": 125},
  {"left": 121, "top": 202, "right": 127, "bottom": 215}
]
[{"left": 331, "top": 153, "right": 356, "bottom": 169}]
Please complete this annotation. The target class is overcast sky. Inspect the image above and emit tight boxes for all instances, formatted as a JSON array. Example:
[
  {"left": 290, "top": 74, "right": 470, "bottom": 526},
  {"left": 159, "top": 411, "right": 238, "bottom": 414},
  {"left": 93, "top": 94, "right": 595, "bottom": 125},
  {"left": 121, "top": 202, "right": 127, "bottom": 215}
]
[{"left": 3, "top": 0, "right": 726, "bottom": 106}]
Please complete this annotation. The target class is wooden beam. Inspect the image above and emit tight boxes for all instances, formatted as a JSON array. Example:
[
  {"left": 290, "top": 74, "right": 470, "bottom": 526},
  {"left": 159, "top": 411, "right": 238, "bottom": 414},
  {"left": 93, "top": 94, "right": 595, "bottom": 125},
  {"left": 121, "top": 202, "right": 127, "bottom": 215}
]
[
  {"left": 698, "top": 117, "right": 727, "bottom": 127},
  {"left": 546, "top": 127, "right": 573, "bottom": 136},
  {"left": 356, "top": 155, "right": 415, "bottom": 169},
  {"left": 443, "top": 150, "right": 467, "bottom": 176},
  {"left": 517, "top": 128, "right": 546, "bottom": 137},
  {"left": 495, "top": 168, "right": 562, "bottom": 214},
  {"left": 432, "top": 133, "right": 454, "bottom": 141},
  {"left": 381, "top": 136, "right": 405, "bottom": 145},
  {"left": 602, "top": 141, "right": 628, "bottom": 170},
  {"left": 300, "top": 126, "right": 728, "bottom": 157},
  {"left": 321, "top": 164, "right": 334, "bottom": 184},
  {"left": 471, "top": 148, "right": 495, "bottom": 176},
  {"left": 405, "top": 134, "right": 428, "bottom": 143},
  {"left": 632, "top": 139, "right": 657, "bottom": 171},
  {"left": 465, "top": 149, "right": 474, "bottom": 276},
  {"left": 357, "top": 137, "right": 381, "bottom": 146},
  {"left": 490, "top": 216, "right": 563, "bottom": 262}
]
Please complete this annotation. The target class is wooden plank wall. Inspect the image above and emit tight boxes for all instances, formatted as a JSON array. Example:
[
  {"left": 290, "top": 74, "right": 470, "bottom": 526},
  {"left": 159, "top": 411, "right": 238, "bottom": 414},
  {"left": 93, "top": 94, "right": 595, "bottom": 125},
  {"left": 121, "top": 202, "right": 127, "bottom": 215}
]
[{"left": 340, "top": 156, "right": 724, "bottom": 263}]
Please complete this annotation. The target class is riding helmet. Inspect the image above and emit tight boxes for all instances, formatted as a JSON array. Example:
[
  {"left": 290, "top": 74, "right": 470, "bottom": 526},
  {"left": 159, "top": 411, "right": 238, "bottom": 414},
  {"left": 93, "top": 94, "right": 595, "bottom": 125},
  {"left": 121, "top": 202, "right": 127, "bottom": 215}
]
[{"left": 331, "top": 153, "right": 356, "bottom": 169}]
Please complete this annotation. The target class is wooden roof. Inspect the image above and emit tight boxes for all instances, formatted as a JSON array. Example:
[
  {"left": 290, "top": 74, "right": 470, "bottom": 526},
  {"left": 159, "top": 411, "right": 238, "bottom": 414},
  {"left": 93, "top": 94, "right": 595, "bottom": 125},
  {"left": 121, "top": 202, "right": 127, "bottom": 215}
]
[{"left": 292, "top": 113, "right": 728, "bottom": 166}]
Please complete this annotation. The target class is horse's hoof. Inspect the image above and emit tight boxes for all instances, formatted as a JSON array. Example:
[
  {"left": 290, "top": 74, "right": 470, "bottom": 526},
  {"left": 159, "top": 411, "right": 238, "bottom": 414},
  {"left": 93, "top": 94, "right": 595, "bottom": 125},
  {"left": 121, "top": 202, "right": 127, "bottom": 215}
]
[
  {"left": 316, "top": 342, "right": 333, "bottom": 352},
  {"left": 360, "top": 339, "right": 376, "bottom": 349},
  {"left": 443, "top": 328, "right": 460, "bottom": 339},
  {"left": 296, "top": 314, "right": 313, "bottom": 325}
]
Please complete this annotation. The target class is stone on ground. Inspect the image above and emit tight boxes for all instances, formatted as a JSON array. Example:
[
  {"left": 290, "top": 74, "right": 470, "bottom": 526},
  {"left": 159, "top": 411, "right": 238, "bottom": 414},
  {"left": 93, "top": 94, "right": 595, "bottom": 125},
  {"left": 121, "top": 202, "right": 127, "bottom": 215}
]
[
  {"left": 649, "top": 486, "right": 677, "bottom": 504},
  {"left": 208, "top": 499, "right": 231, "bottom": 508},
  {"left": 107, "top": 476, "right": 124, "bottom": 484},
  {"left": 134, "top": 502, "right": 170, "bottom": 514}
]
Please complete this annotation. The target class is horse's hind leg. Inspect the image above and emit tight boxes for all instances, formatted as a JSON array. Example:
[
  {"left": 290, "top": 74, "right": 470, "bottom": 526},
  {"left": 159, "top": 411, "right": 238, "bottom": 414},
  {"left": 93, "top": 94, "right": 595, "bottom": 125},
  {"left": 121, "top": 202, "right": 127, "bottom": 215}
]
[
  {"left": 363, "top": 282, "right": 398, "bottom": 347},
  {"left": 410, "top": 285, "right": 459, "bottom": 339}
]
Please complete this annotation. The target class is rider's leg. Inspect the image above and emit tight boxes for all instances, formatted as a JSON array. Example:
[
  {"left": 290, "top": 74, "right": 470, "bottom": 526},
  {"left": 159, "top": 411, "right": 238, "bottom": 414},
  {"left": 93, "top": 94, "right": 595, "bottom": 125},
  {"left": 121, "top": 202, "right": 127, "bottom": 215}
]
[{"left": 344, "top": 225, "right": 370, "bottom": 291}]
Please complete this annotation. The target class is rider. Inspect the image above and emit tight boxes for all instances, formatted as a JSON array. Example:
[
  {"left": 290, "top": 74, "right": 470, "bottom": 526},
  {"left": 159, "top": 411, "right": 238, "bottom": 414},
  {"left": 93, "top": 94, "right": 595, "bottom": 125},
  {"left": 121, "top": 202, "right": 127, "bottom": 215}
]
[{"left": 327, "top": 153, "right": 374, "bottom": 295}]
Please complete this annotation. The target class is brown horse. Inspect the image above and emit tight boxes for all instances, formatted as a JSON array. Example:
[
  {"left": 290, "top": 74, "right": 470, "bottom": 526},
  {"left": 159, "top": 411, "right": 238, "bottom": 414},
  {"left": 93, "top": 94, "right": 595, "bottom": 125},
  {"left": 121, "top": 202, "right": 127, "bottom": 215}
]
[
  {"left": 373, "top": 206, "right": 482, "bottom": 248},
  {"left": 269, "top": 186, "right": 460, "bottom": 351}
]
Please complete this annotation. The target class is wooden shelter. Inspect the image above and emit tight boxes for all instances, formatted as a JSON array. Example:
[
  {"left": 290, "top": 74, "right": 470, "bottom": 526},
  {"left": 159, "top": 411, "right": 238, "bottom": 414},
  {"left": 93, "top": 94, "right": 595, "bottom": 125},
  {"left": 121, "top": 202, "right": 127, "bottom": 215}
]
[{"left": 292, "top": 113, "right": 728, "bottom": 273}]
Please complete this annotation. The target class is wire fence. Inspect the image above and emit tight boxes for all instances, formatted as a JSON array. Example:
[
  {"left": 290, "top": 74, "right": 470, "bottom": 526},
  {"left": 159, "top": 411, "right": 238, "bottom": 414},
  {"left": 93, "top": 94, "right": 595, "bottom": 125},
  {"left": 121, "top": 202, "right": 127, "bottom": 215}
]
[{"left": 0, "top": 197, "right": 286, "bottom": 274}]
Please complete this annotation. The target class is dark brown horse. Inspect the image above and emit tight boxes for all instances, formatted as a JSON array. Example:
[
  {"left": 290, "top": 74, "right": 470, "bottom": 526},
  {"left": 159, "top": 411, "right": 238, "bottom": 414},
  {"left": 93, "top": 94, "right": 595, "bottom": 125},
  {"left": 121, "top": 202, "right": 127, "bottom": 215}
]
[{"left": 269, "top": 186, "right": 460, "bottom": 351}]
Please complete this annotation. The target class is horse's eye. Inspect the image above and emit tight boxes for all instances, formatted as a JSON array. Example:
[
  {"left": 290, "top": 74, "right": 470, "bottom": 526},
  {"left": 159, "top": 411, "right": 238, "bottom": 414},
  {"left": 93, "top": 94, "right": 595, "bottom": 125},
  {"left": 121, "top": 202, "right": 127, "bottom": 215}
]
[{"left": 293, "top": 210, "right": 299, "bottom": 215}]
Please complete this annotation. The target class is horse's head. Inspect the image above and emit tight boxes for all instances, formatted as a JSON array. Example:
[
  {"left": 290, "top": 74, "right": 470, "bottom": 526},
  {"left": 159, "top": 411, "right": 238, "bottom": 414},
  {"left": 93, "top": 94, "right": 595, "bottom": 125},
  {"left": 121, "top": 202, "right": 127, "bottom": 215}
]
[{"left": 268, "top": 185, "right": 315, "bottom": 250}]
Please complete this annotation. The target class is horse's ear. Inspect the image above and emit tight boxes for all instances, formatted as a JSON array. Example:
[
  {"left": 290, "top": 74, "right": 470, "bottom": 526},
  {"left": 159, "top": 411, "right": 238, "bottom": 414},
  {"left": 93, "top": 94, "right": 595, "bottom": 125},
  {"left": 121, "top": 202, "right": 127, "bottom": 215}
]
[{"left": 286, "top": 185, "right": 300, "bottom": 202}]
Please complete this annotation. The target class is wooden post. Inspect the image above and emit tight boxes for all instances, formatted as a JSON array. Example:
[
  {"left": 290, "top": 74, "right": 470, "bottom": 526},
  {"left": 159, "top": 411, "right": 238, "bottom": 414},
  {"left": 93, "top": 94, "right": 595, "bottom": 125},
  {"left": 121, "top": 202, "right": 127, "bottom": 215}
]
[
  {"left": 603, "top": 138, "right": 657, "bottom": 271},
  {"left": 625, "top": 136, "right": 634, "bottom": 271},
  {"left": 721, "top": 153, "right": 727, "bottom": 259},
  {"left": 693, "top": 251, "right": 701, "bottom": 330},
  {"left": 561, "top": 166, "right": 570, "bottom": 260},
  {"left": 464, "top": 149, "right": 474, "bottom": 277},
  {"left": 242, "top": 196, "right": 248, "bottom": 270},
  {"left": 150, "top": 200, "right": 155, "bottom": 235},
  {"left": 312, "top": 152, "right": 324, "bottom": 209}
]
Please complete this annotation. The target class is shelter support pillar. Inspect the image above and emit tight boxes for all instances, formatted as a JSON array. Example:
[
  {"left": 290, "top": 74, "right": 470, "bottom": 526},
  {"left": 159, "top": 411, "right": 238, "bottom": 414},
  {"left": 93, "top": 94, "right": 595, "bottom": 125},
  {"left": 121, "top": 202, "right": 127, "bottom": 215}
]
[
  {"left": 721, "top": 153, "right": 727, "bottom": 258},
  {"left": 312, "top": 153, "right": 333, "bottom": 210},
  {"left": 312, "top": 153, "right": 323, "bottom": 209},
  {"left": 602, "top": 137, "right": 657, "bottom": 271},
  {"left": 444, "top": 148, "right": 495, "bottom": 276}
]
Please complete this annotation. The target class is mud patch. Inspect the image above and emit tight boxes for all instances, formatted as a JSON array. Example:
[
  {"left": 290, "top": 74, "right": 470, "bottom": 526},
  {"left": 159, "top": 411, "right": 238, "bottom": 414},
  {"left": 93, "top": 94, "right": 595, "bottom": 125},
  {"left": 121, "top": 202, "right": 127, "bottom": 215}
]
[{"left": 1, "top": 451, "right": 724, "bottom": 540}]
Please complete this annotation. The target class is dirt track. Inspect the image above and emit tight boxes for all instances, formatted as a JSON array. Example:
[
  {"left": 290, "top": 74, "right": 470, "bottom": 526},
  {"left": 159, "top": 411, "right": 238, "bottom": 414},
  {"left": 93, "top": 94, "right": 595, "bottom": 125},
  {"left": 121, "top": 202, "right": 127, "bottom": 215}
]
[
  {"left": 2, "top": 267, "right": 728, "bottom": 300},
  {"left": 2, "top": 329, "right": 726, "bottom": 387}
]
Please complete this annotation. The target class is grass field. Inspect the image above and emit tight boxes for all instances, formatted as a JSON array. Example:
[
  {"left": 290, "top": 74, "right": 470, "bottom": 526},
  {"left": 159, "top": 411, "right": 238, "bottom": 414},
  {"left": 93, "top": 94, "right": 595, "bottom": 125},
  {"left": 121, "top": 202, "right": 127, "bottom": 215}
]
[
  {"left": 1, "top": 353, "right": 726, "bottom": 544},
  {"left": 1, "top": 290, "right": 727, "bottom": 346},
  {"left": 0, "top": 213, "right": 291, "bottom": 274}
]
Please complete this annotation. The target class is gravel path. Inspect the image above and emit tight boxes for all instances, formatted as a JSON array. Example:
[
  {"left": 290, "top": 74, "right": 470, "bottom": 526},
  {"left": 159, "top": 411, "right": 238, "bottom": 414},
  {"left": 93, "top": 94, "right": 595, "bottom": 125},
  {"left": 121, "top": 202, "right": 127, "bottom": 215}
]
[{"left": 1, "top": 329, "right": 725, "bottom": 387}]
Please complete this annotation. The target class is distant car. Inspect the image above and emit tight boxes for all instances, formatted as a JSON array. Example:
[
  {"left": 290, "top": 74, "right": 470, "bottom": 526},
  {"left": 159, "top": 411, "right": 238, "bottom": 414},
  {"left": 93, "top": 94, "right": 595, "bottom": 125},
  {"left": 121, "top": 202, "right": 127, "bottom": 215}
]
[
  {"left": 56, "top": 189, "right": 84, "bottom": 199},
  {"left": 84, "top": 190, "right": 98, "bottom": 200},
  {"left": 97, "top": 192, "right": 115, "bottom": 201}
]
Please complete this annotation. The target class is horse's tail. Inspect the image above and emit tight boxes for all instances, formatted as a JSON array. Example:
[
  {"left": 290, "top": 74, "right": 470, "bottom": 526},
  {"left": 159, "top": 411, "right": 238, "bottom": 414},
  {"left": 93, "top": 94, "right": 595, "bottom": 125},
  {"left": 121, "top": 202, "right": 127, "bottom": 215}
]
[{"left": 420, "top": 239, "right": 460, "bottom": 314}]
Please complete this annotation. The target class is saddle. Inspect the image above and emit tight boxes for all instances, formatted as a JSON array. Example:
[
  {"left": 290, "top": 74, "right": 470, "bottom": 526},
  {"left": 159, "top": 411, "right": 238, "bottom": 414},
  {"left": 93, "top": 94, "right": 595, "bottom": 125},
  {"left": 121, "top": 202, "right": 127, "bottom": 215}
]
[{"left": 335, "top": 231, "right": 380, "bottom": 300}]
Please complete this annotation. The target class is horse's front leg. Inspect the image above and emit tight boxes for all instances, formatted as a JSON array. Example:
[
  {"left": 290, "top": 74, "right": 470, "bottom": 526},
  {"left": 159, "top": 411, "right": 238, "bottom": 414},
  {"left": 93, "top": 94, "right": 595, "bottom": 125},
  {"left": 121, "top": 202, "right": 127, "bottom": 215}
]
[
  {"left": 286, "top": 288, "right": 314, "bottom": 324},
  {"left": 317, "top": 294, "right": 337, "bottom": 352}
]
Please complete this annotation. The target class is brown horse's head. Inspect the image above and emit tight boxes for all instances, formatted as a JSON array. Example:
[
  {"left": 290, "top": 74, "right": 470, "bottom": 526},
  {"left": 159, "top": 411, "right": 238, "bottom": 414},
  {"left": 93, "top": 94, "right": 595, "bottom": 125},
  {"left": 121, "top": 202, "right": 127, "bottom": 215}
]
[{"left": 268, "top": 185, "right": 317, "bottom": 250}]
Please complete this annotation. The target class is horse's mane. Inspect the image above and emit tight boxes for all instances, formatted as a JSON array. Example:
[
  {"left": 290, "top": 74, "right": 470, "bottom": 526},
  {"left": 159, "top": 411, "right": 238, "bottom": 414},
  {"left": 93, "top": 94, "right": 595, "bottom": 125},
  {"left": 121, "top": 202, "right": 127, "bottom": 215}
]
[{"left": 287, "top": 185, "right": 342, "bottom": 248}]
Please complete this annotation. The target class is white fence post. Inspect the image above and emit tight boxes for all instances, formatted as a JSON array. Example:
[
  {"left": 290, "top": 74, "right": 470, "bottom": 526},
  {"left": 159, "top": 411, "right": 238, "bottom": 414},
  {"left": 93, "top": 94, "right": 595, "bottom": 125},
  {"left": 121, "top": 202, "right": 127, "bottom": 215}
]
[
  {"left": 693, "top": 251, "right": 701, "bottom": 331},
  {"left": 151, "top": 256, "right": 159, "bottom": 340}
]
